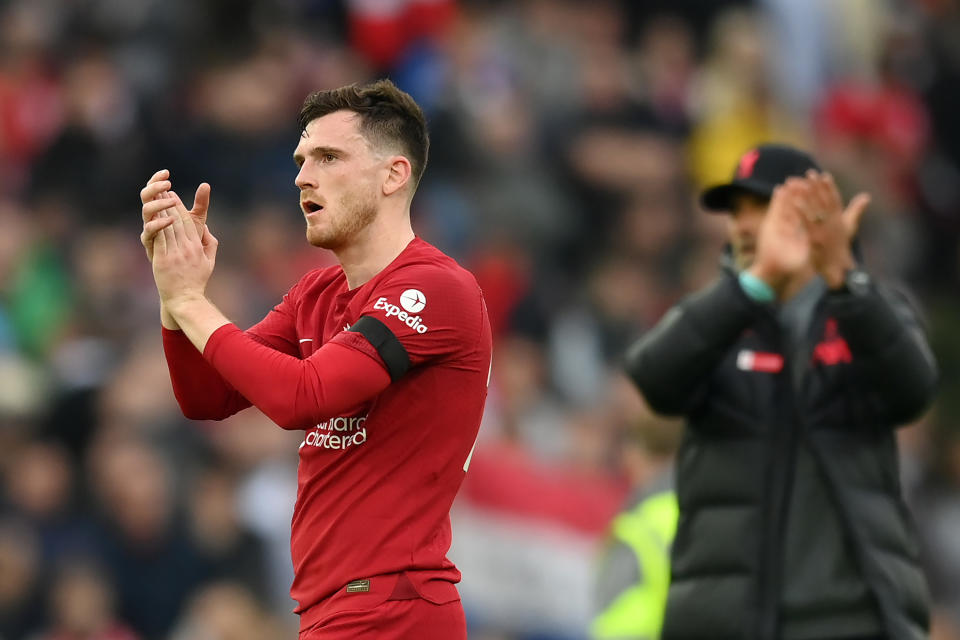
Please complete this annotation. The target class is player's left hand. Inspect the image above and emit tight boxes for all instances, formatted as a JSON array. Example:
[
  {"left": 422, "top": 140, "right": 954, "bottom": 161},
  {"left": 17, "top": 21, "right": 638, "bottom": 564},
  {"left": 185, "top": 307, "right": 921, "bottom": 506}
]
[
  {"left": 140, "top": 170, "right": 210, "bottom": 262},
  {"left": 151, "top": 197, "right": 219, "bottom": 314},
  {"left": 798, "top": 170, "right": 870, "bottom": 289}
]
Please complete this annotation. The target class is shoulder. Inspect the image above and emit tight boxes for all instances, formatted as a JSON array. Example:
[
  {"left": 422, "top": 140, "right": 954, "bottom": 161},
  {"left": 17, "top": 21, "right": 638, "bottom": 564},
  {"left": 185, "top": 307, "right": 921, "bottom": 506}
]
[
  {"left": 301, "top": 264, "right": 346, "bottom": 286},
  {"left": 287, "top": 264, "right": 346, "bottom": 298},
  {"left": 365, "top": 241, "right": 486, "bottom": 339},
  {"left": 385, "top": 239, "right": 483, "bottom": 302}
]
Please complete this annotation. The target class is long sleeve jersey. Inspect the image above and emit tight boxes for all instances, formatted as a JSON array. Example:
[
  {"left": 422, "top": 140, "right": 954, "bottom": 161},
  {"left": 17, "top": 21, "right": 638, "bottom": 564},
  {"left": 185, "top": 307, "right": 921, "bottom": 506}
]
[{"left": 162, "top": 238, "right": 492, "bottom": 629}]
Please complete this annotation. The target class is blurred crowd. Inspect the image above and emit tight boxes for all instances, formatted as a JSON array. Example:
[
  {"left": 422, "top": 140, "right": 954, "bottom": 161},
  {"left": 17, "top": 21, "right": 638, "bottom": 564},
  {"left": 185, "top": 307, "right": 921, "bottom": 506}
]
[{"left": 1, "top": 0, "right": 959, "bottom": 638}]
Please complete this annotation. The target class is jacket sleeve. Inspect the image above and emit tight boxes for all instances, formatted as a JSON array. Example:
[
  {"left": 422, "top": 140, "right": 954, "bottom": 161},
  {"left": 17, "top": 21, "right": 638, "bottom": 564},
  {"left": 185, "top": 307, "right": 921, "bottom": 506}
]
[
  {"left": 624, "top": 275, "right": 758, "bottom": 416},
  {"left": 827, "top": 281, "right": 938, "bottom": 425}
]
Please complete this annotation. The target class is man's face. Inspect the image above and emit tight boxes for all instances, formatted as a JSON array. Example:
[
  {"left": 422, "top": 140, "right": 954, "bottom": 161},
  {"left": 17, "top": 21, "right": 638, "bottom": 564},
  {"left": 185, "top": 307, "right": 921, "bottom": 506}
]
[
  {"left": 293, "top": 111, "right": 389, "bottom": 250},
  {"left": 727, "top": 191, "right": 770, "bottom": 270}
]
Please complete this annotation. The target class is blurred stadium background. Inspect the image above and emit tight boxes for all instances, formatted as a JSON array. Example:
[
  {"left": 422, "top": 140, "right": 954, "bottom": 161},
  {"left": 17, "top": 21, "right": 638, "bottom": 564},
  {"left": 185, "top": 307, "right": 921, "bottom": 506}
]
[{"left": 0, "top": 0, "right": 959, "bottom": 638}]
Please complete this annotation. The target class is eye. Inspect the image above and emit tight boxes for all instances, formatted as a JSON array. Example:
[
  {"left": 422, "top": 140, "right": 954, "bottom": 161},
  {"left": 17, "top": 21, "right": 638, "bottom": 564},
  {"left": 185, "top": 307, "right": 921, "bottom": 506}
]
[{"left": 322, "top": 153, "right": 336, "bottom": 163}]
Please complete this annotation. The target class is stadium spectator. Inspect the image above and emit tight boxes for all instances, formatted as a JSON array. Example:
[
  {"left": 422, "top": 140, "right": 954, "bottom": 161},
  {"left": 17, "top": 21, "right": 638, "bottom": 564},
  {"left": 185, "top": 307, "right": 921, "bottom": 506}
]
[
  {"left": 169, "top": 581, "right": 289, "bottom": 640},
  {"left": 33, "top": 557, "right": 141, "bottom": 640},
  {"left": 86, "top": 437, "right": 206, "bottom": 639},
  {"left": 0, "top": 519, "right": 44, "bottom": 639},
  {"left": 591, "top": 404, "right": 681, "bottom": 639},
  {"left": 185, "top": 464, "right": 270, "bottom": 603}
]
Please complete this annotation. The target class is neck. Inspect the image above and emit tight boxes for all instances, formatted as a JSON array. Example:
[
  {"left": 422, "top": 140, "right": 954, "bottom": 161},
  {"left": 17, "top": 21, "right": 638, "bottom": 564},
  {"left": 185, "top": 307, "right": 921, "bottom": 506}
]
[{"left": 335, "top": 207, "right": 415, "bottom": 290}]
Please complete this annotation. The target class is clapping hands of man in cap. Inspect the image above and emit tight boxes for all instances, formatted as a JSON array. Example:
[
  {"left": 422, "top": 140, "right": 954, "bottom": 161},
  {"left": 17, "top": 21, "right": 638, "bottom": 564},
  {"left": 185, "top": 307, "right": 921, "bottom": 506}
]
[{"left": 750, "top": 172, "right": 871, "bottom": 296}]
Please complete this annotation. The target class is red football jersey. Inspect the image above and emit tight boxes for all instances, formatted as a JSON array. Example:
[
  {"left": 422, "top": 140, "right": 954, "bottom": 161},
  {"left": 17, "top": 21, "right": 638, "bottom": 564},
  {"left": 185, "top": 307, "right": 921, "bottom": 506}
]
[{"left": 162, "top": 238, "right": 492, "bottom": 625}]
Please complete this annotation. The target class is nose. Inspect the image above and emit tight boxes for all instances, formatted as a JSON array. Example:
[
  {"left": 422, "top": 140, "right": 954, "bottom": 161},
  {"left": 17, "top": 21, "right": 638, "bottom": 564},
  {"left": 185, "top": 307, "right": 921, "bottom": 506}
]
[
  {"left": 731, "top": 213, "right": 753, "bottom": 237},
  {"left": 731, "top": 206, "right": 763, "bottom": 238},
  {"left": 295, "top": 162, "right": 316, "bottom": 190}
]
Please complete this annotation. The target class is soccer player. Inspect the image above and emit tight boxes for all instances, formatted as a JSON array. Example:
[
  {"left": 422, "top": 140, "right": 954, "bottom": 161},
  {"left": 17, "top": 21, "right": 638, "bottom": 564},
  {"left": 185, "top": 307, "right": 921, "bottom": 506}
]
[{"left": 138, "top": 80, "right": 491, "bottom": 639}]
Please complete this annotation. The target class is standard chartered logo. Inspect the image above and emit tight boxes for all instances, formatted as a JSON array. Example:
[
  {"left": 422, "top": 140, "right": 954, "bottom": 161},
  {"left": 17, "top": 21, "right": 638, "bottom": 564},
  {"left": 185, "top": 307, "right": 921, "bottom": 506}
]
[
  {"left": 373, "top": 296, "right": 428, "bottom": 334},
  {"left": 300, "top": 416, "right": 367, "bottom": 451}
]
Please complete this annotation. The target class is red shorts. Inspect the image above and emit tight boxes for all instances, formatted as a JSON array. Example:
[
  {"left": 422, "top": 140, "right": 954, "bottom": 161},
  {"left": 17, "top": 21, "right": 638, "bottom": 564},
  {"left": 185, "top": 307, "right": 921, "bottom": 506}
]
[
  {"left": 298, "top": 572, "right": 466, "bottom": 640},
  {"left": 298, "top": 598, "right": 466, "bottom": 640}
]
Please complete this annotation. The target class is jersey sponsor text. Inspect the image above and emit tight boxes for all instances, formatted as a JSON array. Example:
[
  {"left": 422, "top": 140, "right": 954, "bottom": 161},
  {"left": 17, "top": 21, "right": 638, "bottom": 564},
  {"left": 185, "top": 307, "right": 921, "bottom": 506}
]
[
  {"left": 374, "top": 296, "right": 429, "bottom": 333},
  {"left": 301, "top": 415, "right": 368, "bottom": 450}
]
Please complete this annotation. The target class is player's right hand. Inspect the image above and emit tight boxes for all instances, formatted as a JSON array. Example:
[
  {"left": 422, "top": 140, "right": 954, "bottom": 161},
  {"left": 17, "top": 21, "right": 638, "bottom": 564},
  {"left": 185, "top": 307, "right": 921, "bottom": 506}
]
[{"left": 140, "top": 169, "right": 211, "bottom": 262}]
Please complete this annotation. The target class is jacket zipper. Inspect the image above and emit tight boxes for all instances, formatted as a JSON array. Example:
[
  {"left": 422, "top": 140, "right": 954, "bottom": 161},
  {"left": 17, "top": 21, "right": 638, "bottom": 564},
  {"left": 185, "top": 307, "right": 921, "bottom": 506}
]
[
  {"left": 756, "top": 321, "right": 805, "bottom": 639},
  {"left": 757, "top": 296, "right": 830, "bottom": 639}
]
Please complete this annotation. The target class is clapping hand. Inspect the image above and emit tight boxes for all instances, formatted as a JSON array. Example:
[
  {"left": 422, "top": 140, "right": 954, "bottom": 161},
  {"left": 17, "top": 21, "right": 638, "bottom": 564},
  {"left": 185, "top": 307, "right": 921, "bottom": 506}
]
[
  {"left": 750, "top": 172, "right": 870, "bottom": 296},
  {"left": 796, "top": 170, "right": 870, "bottom": 289},
  {"left": 139, "top": 169, "right": 211, "bottom": 262},
  {"left": 748, "top": 177, "right": 812, "bottom": 296},
  {"left": 138, "top": 170, "right": 218, "bottom": 318}
]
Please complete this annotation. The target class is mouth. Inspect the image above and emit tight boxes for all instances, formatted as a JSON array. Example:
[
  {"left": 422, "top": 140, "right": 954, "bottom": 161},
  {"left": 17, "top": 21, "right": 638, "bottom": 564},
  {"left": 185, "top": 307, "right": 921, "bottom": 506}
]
[{"left": 301, "top": 200, "right": 324, "bottom": 215}]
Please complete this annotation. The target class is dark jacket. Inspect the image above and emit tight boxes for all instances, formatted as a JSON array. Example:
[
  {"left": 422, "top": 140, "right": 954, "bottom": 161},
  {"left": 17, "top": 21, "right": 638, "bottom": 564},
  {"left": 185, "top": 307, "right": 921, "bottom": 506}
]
[{"left": 624, "top": 270, "right": 937, "bottom": 640}]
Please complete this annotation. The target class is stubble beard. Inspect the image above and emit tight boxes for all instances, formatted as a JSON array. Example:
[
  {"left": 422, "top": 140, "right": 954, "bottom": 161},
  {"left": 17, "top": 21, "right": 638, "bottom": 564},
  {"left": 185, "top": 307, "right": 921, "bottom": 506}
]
[
  {"left": 735, "top": 250, "right": 754, "bottom": 271},
  {"left": 306, "top": 189, "right": 379, "bottom": 250},
  {"left": 732, "top": 238, "right": 756, "bottom": 271}
]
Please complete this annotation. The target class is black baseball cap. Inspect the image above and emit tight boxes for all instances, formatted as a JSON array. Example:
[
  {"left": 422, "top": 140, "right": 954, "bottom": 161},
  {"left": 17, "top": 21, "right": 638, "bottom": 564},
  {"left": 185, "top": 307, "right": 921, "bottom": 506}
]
[{"left": 700, "top": 144, "right": 821, "bottom": 213}]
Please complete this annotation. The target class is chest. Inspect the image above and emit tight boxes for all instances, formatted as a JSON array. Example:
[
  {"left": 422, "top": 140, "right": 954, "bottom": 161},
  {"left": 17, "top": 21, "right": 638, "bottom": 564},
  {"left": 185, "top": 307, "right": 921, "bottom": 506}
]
[
  {"left": 708, "top": 315, "right": 855, "bottom": 420},
  {"left": 294, "top": 284, "right": 370, "bottom": 357}
]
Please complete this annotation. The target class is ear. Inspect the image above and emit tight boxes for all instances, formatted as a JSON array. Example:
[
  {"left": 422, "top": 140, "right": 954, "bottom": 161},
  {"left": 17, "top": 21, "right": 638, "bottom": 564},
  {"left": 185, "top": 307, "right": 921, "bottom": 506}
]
[{"left": 383, "top": 156, "right": 412, "bottom": 197}]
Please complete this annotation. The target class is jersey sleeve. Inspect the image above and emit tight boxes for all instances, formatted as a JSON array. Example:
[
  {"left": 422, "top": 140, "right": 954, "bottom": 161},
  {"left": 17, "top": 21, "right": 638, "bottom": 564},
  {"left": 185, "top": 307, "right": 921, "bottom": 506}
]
[
  {"left": 163, "top": 326, "right": 251, "bottom": 419},
  {"left": 246, "top": 280, "right": 304, "bottom": 356},
  {"left": 329, "top": 264, "right": 484, "bottom": 379},
  {"left": 163, "top": 276, "right": 308, "bottom": 420},
  {"left": 203, "top": 324, "right": 392, "bottom": 430}
]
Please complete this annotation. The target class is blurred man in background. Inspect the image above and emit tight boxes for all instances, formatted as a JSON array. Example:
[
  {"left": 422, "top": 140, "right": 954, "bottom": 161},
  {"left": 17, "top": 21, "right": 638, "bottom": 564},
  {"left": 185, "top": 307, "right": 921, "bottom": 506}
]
[
  {"left": 625, "top": 144, "right": 937, "bottom": 640},
  {"left": 138, "top": 79, "right": 491, "bottom": 639},
  {"left": 591, "top": 409, "right": 681, "bottom": 639},
  {"left": 34, "top": 558, "right": 140, "bottom": 640}
]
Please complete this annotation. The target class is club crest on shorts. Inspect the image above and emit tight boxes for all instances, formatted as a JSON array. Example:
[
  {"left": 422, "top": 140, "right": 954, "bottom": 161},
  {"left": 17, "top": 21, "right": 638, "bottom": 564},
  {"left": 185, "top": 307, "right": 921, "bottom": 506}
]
[{"left": 346, "top": 579, "right": 371, "bottom": 593}]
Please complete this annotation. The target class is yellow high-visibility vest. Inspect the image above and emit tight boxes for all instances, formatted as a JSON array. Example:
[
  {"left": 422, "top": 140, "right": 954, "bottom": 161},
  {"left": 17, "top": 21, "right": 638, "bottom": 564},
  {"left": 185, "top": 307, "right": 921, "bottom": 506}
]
[{"left": 591, "top": 491, "right": 678, "bottom": 639}]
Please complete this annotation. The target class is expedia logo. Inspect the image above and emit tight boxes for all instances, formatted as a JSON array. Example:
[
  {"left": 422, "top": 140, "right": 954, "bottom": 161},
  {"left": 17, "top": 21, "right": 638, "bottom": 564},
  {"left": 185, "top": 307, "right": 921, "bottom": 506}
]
[
  {"left": 373, "top": 296, "right": 428, "bottom": 334},
  {"left": 400, "top": 289, "right": 426, "bottom": 313}
]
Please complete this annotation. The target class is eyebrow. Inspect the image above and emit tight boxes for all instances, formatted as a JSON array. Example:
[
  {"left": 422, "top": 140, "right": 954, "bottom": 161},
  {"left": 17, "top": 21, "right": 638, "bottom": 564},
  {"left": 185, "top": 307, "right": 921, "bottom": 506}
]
[{"left": 293, "top": 146, "right": 345, "bottom": 167}]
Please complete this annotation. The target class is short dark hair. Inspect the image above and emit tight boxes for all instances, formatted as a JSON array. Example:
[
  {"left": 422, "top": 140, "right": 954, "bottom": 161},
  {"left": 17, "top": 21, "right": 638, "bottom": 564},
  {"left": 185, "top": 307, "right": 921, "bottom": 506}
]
[{"left": 298, "top": 79, "right": 429, "bottom": 190}]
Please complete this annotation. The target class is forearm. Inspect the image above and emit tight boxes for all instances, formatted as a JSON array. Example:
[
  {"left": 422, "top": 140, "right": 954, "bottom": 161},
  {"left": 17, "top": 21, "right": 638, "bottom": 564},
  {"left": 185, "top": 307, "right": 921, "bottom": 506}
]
[
  {"left": 625, "top": 275, "right": 758, "bottom": 414},
  {"left": 161, "top": 295, "right": 254, "bottom": 420},
  {"left": 829, "top": 285, "right": 938, "bottom": 423},
  {"left": 202, "top": 326, "right": 391, "bottom": 430},
  {"left": 162, "top": 327, "right": 252, "bottom": 419},
  {"left": 161, "top": 303, "right": 180, "bottom": 330},
  {"left": 165, "top": 294, "right": 232, "bottom": 354}
]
